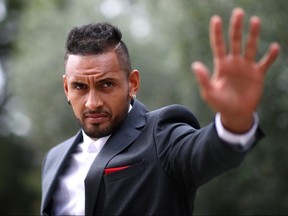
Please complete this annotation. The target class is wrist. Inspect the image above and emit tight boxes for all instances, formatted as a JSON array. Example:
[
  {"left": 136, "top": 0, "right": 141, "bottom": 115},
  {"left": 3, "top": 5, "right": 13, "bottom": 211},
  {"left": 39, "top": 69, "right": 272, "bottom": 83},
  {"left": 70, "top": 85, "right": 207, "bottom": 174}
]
[
  {"left": 220, "top": 113, "right": 254, "bottom": 134},
  {"left": 215, "top": 112, "right": 259, "bottom": 147}
]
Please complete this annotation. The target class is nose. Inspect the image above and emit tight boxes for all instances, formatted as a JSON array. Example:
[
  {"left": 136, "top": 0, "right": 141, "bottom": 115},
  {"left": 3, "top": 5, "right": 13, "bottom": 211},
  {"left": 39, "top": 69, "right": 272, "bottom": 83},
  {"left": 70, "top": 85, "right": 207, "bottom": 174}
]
[{"left": 85, "top": 89, "right": 103, "bottom": 110}]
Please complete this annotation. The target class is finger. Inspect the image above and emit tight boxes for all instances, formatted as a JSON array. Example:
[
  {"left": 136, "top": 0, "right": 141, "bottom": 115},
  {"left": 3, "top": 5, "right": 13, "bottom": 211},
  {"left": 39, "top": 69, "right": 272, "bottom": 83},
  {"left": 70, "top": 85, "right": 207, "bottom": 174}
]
[
  {"left": 244, "top": 16, "right": 261, "bottom": 61},
  {"left": 229, "top": 8, "right": 244, "bottom": 55},
  {"left": 192, "top": 61, "right": 212, "bottom": 100},
  {"left": 210, "top": 15, "right": 226, "bottom": 60},
  {"left": 258, "top": 42, "right": 280, "bottom": 73}
]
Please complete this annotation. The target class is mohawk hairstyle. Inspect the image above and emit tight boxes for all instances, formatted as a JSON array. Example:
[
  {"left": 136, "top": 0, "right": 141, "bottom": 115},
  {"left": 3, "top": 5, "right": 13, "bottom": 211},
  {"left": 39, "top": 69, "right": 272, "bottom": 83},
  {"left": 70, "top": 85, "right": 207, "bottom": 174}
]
[{"left": 64, "top": 22, "right": 132, "bottom": 76}]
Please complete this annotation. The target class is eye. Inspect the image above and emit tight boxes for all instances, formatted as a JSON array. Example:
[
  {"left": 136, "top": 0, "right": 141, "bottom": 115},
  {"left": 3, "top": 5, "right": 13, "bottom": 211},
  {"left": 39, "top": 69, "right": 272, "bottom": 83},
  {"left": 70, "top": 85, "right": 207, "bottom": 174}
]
[
  {"left": 72, "top": 82, "right": 87, "bottom": 90},
  {"left": 103, "top": 81, "right": 114, "bottom": 88}
]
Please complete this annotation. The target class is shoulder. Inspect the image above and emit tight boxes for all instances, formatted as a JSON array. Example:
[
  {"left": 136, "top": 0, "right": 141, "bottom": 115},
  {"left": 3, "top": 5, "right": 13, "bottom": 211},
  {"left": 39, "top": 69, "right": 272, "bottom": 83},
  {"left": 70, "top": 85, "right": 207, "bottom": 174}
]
[{"left": 147, "top": 104, "right": 201, "bottom": 129}]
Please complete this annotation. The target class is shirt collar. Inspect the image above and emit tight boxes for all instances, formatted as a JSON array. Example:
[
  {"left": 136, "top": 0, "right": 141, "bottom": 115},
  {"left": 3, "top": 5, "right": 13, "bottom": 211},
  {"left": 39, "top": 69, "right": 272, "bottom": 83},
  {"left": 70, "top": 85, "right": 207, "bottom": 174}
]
[{"left": 82, "top": 130, "right": 96, "bottom": 145}]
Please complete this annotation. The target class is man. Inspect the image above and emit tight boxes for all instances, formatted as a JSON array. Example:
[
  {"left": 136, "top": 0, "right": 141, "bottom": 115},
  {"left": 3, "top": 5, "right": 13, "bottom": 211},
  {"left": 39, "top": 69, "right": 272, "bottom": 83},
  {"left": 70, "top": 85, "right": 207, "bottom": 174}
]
[{"left": 41, "top": 8, "right": 279, "bottom": 215}]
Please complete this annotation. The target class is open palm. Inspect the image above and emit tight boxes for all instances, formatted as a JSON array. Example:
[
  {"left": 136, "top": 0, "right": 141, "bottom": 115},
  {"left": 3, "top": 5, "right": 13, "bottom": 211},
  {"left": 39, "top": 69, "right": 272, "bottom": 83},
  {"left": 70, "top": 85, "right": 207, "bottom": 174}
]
[{"left": 192, "top": 8, "right": 279, "bottom": 132}]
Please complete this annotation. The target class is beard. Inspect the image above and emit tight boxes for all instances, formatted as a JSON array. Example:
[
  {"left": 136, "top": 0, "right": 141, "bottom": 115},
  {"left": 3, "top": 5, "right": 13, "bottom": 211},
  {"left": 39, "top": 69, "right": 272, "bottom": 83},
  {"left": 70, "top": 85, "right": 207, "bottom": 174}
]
[{"left": 77, "top": 103, "right": 130, "bottom": 139}]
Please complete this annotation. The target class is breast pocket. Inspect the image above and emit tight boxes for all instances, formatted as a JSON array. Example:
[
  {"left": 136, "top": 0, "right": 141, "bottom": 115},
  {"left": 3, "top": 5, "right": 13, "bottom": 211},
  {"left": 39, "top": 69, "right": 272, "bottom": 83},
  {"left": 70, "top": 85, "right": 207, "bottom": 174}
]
[{"left": 103, "top": 160, "right": 145, "bottom": 184}]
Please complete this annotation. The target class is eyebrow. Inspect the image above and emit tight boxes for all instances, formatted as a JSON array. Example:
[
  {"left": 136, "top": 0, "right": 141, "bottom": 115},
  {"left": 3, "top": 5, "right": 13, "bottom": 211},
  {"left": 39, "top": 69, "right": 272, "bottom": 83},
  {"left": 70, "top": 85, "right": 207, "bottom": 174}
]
[
  {"left": 70, "top": 80, "right": 86, "bottom": 84},
  {"left": 68, "top": 76, "right": 119, "bottom": 85},
  {"left": 68, "top": 77, "right": 87, "bottom": 83},
  {"left": 65, "top": 74, "right": 118, "bottom": 79}
]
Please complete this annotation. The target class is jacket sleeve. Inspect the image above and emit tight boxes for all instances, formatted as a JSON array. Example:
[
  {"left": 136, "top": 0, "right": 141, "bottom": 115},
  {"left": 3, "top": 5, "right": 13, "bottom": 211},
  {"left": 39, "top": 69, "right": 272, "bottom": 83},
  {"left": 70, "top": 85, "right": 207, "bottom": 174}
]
[{"left": 152, "top": 105, "right": 263, "bottom": 190}]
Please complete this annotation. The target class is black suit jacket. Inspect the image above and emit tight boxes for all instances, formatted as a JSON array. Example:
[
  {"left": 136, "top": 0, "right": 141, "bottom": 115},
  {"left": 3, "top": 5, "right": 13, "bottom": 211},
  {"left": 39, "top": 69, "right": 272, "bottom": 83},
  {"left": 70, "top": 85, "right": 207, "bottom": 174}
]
[{"left": 41, "top": 99, "right": 262, "bottom": 215}]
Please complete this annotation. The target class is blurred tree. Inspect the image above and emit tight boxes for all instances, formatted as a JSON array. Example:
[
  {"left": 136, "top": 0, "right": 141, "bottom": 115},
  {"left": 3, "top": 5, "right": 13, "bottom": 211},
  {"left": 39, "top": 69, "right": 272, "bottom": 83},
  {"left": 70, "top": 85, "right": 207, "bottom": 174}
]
[
  {"left": 7, "top": 0, "right": 288, "bottom": 214},
  {"left": 0, "top": 135, "right": 38, "bottom": 214},
  {"left": 0, "top": 0, "right": 39, "bottom": 214},
  {"left": 192, "top": 1, "right": 288, "bottom": 215}
]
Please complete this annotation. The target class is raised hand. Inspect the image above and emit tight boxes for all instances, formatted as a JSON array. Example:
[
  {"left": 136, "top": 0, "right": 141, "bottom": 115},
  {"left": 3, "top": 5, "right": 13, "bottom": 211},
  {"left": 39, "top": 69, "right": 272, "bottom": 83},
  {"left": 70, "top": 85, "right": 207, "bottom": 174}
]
[{"left": 192, "top": 8, "right": 280, "bottom": 133}]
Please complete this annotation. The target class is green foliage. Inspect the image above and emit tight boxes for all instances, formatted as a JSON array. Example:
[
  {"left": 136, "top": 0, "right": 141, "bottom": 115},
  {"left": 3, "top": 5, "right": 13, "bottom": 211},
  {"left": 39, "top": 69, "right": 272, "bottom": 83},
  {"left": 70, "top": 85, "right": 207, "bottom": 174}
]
[
  {"left": 5, "top": 0, "right": 288, "bottom": 214},
  {"left": 0, "top": 1, "right": 40, "bottom": 214},
  {"left": 0, "top": 136, "right": 39, "bottom": 215}
]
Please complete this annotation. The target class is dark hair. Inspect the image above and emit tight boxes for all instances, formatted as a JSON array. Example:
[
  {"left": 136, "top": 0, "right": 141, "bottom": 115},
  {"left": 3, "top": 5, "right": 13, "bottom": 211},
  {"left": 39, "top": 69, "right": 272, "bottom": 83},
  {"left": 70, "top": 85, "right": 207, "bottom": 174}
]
[{"left": 64, "top": 22, "right": 132, "bottom": 77}]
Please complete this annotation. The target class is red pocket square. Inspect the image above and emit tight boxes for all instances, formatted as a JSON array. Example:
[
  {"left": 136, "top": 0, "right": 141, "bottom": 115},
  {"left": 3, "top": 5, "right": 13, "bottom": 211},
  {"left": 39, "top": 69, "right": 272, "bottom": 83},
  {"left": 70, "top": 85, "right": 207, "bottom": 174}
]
[{"left": 104, "top": 166, "right": 130, "bottom": 175}]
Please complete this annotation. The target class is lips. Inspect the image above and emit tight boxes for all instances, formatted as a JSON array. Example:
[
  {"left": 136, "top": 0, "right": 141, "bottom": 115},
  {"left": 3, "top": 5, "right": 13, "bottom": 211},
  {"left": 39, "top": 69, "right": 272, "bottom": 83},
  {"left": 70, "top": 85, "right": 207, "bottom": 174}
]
[{"left": 84, "top": 112, "right": 110, "bottom": 124}]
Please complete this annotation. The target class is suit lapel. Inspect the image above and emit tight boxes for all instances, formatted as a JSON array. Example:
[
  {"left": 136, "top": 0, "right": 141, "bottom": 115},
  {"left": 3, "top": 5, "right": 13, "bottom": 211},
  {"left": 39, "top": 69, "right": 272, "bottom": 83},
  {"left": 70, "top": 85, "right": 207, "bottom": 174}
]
[
  {"left": 41, "top": 131, "right": 82, "bottom": 213},
  {"left": 84, "top": 100, "right": 147, "bottom": 215}
]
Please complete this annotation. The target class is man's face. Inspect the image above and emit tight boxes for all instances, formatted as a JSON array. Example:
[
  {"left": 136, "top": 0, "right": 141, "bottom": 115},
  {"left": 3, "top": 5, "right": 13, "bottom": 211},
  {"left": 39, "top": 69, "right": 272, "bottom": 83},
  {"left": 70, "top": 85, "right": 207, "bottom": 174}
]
[{"left": 63, "top": 51, "right": 139, "bottom": 139}]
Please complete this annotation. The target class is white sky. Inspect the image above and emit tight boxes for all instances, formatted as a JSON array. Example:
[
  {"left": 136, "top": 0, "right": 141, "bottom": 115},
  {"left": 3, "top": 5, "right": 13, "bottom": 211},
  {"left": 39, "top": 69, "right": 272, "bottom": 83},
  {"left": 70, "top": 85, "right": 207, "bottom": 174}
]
[{"left": 99, "top": 0, "right": 151, "bottom": 38}]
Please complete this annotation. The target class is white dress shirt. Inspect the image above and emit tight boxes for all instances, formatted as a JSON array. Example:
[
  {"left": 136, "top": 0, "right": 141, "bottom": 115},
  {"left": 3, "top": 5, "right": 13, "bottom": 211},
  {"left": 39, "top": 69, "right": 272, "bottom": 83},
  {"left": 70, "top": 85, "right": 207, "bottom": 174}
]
[
  {"left": 52, "top": 109, "right": 258, "bottom": 215},
  {"left": 52, "top": 133, "right": 110, "bottom": 215}
]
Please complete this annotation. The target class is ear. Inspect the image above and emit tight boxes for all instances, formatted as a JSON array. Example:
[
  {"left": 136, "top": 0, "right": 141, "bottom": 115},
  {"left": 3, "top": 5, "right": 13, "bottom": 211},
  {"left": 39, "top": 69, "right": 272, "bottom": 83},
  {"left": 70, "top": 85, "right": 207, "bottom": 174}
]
[
  {"left": 128, "top": 70, "right": 140, "bottom": 98},
  {"left": 63, "top": 74, "right": 69, "bottom": 99}
]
